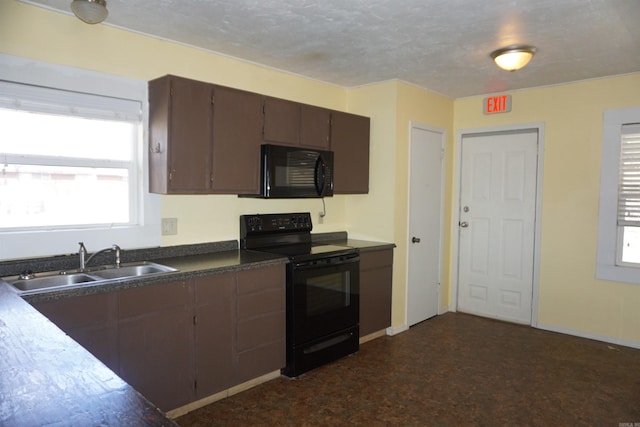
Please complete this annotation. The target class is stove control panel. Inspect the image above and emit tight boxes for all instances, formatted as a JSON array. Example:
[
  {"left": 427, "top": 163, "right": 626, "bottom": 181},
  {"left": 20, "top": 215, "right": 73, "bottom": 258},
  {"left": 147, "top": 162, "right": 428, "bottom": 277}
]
[{"left": 240, "top": 212, "right": 312, "bottom": 236}]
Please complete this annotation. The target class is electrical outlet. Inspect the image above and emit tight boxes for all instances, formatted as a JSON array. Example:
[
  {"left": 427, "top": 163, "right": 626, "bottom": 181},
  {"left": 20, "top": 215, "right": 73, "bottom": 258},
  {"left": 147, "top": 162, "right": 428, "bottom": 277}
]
[
  {"left": 161, "top": 217, "right": 178, "bottom": 235},
  {"left": 318, "top": 212, "right": 325, "bottom": 224}
]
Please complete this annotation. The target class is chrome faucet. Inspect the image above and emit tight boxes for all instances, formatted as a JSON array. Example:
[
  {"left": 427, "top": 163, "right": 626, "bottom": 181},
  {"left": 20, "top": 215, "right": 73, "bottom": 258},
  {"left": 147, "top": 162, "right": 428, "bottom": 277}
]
[
  {"left": 78, "top": 242, "right": 88, "bottom": 270},
  {"left": 78, "top": 242, "right": 122, "bottom": 271}
]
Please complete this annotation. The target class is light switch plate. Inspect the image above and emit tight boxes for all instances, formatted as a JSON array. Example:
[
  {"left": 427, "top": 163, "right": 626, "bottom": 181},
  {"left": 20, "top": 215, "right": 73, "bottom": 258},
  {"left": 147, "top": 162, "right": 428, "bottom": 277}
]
[{"left": 161, "top": 217, "right": 178, "bottom": 235}]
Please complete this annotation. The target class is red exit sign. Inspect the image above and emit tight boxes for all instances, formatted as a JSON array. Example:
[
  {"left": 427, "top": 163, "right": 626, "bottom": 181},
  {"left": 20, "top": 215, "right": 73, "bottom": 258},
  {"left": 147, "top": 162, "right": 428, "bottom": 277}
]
[{"left": 483, "top": 94, "right": 512, "bottom": 114}]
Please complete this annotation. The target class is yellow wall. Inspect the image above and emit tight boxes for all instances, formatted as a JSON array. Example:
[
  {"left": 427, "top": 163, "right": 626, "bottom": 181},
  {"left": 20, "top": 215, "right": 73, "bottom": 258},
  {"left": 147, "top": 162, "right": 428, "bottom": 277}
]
[
  {"left": 0, "top": 1, "right": 351, "bottom": 245},
  {"left": 345, "top": 81, "right": 454, "bottom": 327},
  {"left": 454, "top": 74, "right": 640, "bottom": 345},
  {"left": 1, "top": 3, "right": 456, "bottom": 332},
  {"left": 3, "top": 2, "right": 639, "bottom": 346}
]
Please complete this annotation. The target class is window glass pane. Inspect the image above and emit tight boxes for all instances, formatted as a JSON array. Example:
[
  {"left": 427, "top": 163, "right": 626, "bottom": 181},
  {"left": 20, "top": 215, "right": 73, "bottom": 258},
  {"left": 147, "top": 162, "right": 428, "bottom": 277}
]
[
  {"left": 0, "top": 109, "right": 133, "bottom": 161},
  {"left": 621, "top": 226, "right": 640, "bottom": 264},
  {"left": 0, "top": 164, "right": 129, "bottom": 229}
]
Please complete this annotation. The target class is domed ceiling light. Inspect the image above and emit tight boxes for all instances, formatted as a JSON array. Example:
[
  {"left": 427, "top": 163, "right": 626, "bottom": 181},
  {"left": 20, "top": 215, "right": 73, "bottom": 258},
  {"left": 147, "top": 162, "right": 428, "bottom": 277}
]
[
  {"left": 71, "top": 0, "right": 108, "bottom": 24},
  {"left": 490, "top": 45, "right": 537, "bottom": 71}
]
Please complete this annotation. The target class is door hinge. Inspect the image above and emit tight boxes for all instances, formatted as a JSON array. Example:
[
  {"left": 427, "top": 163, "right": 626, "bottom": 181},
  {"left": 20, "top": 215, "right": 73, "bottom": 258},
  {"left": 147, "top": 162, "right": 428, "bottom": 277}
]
[
  {"left": 169, "top": 171, "right": 173, "bottom": 182},
  {"left": 193, "top": 315, "right": 197, "bottom": 326},
  {"left": 194, "top": 379, "right": 197, "bottom": 390},
  {"left": 440, "top": 148, "right": 445, "bottom": 160},
  {"left": 211, "top": 94, "right": 215, "bottom": 105}
]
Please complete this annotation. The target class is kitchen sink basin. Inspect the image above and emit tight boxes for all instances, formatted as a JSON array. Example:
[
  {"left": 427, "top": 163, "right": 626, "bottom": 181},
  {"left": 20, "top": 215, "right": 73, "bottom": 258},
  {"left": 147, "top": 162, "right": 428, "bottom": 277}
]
[
  {"left": 92, "top": 262, "right": 177, "bottom": 279},
  {"left": 4, "top": 261, "right": 178, "bottom": 294},
  {"left": 11, "top": 273, "right": 99, "bottom": 292}
]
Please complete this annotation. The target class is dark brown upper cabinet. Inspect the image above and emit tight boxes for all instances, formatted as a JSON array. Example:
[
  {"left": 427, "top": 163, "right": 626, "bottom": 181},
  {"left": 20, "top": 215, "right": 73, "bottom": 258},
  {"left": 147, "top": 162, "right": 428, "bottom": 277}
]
[
  {"left": 211, "top": 86, "right": 263, "bottom": 194},
  {"left": 149, "top": 75, "right": 262, "bottom": 195},
  {"left": 263, "top": 97, "right": 331, "bottom": 150},
  {"left": 149, "top": 75, "right": 369, "bottom": 195},
  {"left": 149, "top": 75, "right": 213, "bottom": 194},
  {"left": 300, "top": 105, "right": 331, "bottom": 150},
  {"left": 262, "top": 97, "right": 300, "bottom": 145},
  {"left": 331, "top": 111, "right": 371, "bottom": 194}
]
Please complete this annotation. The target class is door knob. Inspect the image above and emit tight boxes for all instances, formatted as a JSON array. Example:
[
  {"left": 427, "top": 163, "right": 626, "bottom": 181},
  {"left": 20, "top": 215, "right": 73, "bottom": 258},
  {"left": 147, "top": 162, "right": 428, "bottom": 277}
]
[
  {"left": 412, "top": 237, "right": 421, "bottom": 243},
  {"left": 459, "top": 221, "right": 469, "bottom": 228}
]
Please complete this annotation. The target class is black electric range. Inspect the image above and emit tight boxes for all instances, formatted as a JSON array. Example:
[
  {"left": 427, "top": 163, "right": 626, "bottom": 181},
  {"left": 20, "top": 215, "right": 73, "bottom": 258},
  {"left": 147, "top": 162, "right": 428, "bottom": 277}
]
[{"left": 240, "top": 212, "right": 360, "bottom": 377}]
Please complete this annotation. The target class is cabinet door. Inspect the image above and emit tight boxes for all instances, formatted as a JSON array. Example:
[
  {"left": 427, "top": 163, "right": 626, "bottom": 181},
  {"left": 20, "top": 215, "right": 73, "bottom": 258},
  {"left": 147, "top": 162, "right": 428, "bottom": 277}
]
[
  {"left": 359, "top": 249, "right": 393, "bottom": 337},
  {"left": 211, "top": 86, "right": 263, "bottom": 194},
  {"left": 331, "top": 111, "right": 371, "bottom": 194},
  {"left": 149, "top": 75, "right": 213, "bottom": 194},
  {"left": 118, "top": 280, "right": 194, "bottom": 411},
  {"left": 300, "top": 105, "right": 331, "bottom": 150},
  {"left": 235, "top": 265, "right": 286, "bottom": 384},
  {"left": 32, "top": 292, "right": 118, "bottom": 372},
  {"left": 194, "top": 272, "right": 235, "bottom": 398},
  {"left": 263, "top": 97, "right": 300, "bottom": 145}
]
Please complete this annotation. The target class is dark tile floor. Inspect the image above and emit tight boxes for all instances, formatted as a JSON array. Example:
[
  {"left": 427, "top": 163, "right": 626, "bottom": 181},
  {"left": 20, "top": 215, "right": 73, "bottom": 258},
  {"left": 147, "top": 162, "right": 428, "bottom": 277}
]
[{"left": 177, "top": 312, "right": 640, "bottom": 426}]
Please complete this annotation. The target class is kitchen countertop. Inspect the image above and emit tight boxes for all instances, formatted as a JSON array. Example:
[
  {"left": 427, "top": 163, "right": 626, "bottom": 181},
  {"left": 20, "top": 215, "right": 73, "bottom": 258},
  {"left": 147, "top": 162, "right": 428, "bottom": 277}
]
[
  {"left": 0, "top": 236, "right": 394, "bottom": 425},
  {"left": 19, "top": 247, "right": 286, "bottom": 304},
  {"left": 0, "top": 282, "right": 178, "bottom": 427},
  {"left": 0, "top": 242, "right": 284, "bottom": 426}
]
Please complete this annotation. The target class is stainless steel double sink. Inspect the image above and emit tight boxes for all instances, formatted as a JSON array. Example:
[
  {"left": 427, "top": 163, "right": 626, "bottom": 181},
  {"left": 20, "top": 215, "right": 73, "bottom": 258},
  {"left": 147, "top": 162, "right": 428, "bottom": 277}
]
[{"left": 5, "top": 261, "right": 178, "bottom": 293}]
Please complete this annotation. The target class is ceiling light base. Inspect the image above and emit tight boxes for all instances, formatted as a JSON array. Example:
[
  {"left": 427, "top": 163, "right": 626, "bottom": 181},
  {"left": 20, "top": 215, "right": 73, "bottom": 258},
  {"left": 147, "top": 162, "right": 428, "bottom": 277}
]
[
  {"left": 71, "top": 0, "right": 109, "bottom": 24},
  {"left": 490, "top": 45, "right": 537, "bottom": 72}
]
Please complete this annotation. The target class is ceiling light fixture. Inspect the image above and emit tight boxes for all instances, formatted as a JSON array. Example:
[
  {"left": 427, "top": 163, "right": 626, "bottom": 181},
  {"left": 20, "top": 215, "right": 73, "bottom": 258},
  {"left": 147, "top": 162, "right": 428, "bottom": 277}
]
[
  {"left": 71, "top": 0, "right": 108, "bottom": 24},
  {"left": 490, "top": 45, "right": 537, "bottom": 72}
]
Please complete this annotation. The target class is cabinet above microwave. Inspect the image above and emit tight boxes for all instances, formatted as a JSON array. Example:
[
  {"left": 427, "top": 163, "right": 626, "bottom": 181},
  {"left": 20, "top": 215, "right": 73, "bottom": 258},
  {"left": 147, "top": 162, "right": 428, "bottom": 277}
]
[{"left": 148, "top": 75, "right": 370, "bottom": 195}]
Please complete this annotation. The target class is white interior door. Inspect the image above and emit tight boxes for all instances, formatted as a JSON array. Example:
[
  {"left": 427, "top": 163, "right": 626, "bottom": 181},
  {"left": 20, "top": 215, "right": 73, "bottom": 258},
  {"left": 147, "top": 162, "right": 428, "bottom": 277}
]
[
  {"left": 457, "top": 130, "right": 538, "bottom": 324},
  {"left": 407, "top": 124, "right": 444, "bottom": 326}
]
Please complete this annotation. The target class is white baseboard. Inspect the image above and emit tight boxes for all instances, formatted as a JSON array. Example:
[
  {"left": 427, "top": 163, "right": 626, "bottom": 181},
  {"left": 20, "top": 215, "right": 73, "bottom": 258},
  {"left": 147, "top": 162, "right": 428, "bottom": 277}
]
[
  {"left": 537, "top": 323, "right": 640, "bottom": 350},
  {"left": 360, "top": 329, "right": 386, "bottom": 344},
  {"left": 166, "top": 370, "right": 281, "bottom": 419},
  {"left": 386, "top": 324, "right": 409, "bottom": 336}
]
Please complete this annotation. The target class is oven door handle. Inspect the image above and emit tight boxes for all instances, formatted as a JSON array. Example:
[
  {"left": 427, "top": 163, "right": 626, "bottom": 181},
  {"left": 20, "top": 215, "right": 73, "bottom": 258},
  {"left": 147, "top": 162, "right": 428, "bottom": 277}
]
[{"left": 293, "top": 254, "right": 360, "bottom": 270}]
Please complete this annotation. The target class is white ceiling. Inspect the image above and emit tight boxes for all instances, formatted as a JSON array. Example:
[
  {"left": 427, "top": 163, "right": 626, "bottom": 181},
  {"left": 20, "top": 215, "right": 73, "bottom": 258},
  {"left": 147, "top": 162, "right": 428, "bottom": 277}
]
[{"left": 22, "top": 0, "right": 640, "bottom": 98}]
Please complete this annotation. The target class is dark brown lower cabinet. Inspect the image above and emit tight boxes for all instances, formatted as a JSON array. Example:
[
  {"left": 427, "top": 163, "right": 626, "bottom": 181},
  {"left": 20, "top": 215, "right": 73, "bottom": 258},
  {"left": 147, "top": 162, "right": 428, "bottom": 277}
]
[
  {"left": 359, "top": 248, "right": 394, "bottom": 337},
  {"left": 235, "top": 265, "right": 286, "bottom": 384},
  {"left": 32, "top": 292, "right": 119, "bottom": 373},
  {"left": 118, "top": 280, "right": 194, "bottom": 412},
  {"left": 194, "top": 272, "right": 234, "bottom": 398},
  {"left": 29, "top": 263, "right": 286, "bottom": 412}
]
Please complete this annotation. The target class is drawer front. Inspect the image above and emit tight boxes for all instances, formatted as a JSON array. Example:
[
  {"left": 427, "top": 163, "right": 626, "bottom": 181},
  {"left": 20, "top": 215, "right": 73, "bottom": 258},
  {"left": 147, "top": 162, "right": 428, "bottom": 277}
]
[
  {"left": 236, "top": 265, "right": 285, "bottom": 295},
  {"left": 235, "top": 340, "right": 285, "bottom": 384},
  {"left": 195, "top": 272, "right": 235, "bottom": 304},
  {"left": 237, "top": 311, "right": 285, "bottom": 352},
  {"left": 237, "top": 288, "right": 285, "bottom": 319},
  {"left": 33, "top": 292, "right": 116, "bottom": 329},
  {"left": 119, "top": 280, "right": 191, "bottom": 319},
  {"left": 360, "top": 248, "right": 393, "bottom": 271}
]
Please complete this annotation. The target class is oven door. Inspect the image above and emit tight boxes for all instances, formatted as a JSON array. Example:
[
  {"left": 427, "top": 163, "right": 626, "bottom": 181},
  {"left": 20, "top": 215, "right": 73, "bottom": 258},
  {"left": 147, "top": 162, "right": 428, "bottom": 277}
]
[{"left": 288, "top": 252, "right": 359, "bottom": 345}]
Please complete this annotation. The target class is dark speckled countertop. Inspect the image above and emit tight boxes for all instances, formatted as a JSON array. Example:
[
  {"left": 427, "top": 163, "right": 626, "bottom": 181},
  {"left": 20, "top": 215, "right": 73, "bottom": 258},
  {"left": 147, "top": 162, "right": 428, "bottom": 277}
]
[
  {"left": 0, "top": 236, "right": 394, "bottom": 425},
  {"left": 0, "top": 282, "right": 178, "bottom": 427},
  {"left": 0, "top": 240, "right": 285, "bottom": 426},
  {"left": 18, "top": 246, "right": 286, "bottom": 304}
]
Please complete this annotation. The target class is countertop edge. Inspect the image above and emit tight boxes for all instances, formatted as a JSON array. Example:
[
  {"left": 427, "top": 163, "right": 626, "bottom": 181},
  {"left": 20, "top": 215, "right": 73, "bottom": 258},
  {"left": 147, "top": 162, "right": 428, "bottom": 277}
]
[{"left": 0, "top": 282, "right": 178, "bottom": 427}]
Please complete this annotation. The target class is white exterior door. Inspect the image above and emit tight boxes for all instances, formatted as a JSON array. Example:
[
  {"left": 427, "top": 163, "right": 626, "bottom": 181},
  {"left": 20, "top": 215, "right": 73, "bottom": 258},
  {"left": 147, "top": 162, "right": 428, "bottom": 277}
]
[
  {"left": 457, "top": 130, "right": 538, "bottom": 324},
  {"left": 407, "top": 124, "right": 444, "bottom": 326}
]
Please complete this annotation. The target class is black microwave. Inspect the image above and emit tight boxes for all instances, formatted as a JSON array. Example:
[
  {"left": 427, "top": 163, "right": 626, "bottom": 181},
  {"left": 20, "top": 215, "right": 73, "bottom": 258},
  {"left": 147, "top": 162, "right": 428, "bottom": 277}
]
[{"left": 250, "top": 144, "right": 334, "bottom": 198}]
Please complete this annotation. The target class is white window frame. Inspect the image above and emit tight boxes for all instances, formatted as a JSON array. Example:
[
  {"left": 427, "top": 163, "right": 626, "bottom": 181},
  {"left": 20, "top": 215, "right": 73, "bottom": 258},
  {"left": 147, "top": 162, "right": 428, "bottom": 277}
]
[
  {"left": 596, "top": 106, "right": 640, "bottom": 284},
  {"left": 0, "top": 54, "right": 160, "bottom": 260}
]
